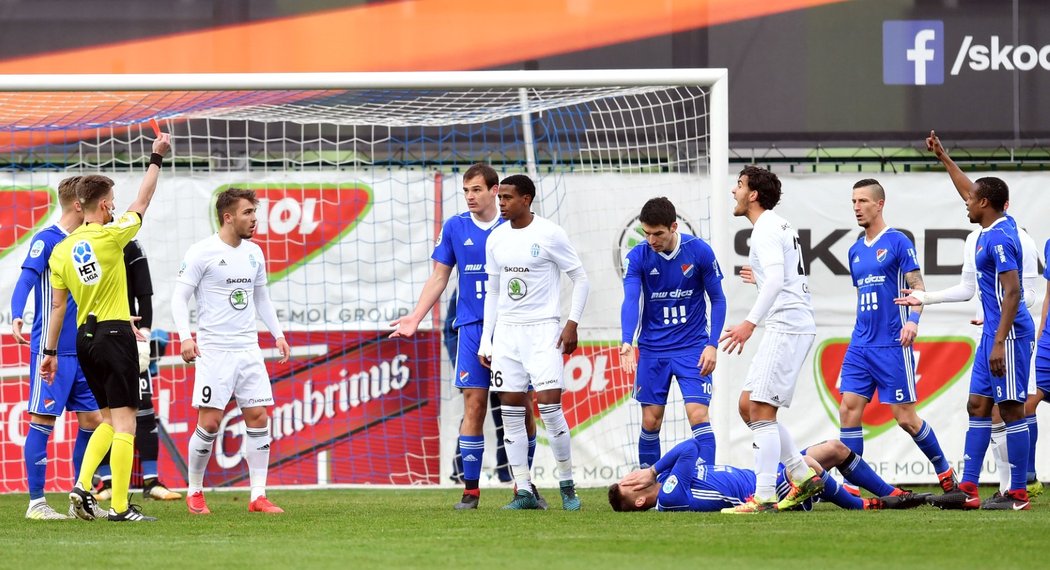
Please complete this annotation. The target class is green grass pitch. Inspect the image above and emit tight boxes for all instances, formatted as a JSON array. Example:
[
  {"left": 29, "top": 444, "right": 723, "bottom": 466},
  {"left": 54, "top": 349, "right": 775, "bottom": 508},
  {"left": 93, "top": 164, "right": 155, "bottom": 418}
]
[{"left": 3, "top": 486, "right": 1046, "bottom": 569}]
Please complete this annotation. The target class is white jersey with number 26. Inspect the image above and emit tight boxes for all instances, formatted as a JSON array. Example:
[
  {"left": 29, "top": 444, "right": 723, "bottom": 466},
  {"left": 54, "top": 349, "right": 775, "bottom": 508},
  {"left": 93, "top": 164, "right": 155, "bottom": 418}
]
[{"left": 748, "top": 210, "right": 815, "bottom": 333}]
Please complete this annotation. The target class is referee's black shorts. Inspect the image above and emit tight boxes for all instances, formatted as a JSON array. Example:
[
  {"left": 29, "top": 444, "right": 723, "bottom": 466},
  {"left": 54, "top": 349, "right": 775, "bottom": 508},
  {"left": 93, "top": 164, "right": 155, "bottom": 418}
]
[{"left": 76, "top": 320, "right": 139, "bottom": 410}]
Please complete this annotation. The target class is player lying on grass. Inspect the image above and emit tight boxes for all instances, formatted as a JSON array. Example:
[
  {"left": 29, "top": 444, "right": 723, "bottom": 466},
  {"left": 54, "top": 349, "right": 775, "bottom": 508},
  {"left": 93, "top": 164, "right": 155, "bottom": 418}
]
[{"left": 608, "top": 438, "right": 928, "bottom": 512}]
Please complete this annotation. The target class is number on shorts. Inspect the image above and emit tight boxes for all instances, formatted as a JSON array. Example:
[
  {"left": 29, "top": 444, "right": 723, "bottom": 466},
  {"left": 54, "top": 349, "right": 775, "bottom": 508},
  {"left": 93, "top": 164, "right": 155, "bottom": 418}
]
[
  {"left": 703, "top": 383, "right": 712, "bottom": 395},
  {"left": 201, "top": 385, "right": 212, "bottom": 404},
  {"left": 491, "top": 370, "right": 503, "bottom": 388},
  {"left": 895, "top": 388, "right": 904, "bottom": 402},
  {"left": 996, "top": 385, "right": 1003, "bottom": 399}
]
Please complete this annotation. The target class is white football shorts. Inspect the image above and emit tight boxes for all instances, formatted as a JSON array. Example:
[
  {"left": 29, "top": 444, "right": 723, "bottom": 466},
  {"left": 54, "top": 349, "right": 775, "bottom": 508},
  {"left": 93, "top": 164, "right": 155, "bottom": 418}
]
[
  {"left": 489, "top": 321, "right": 563, "bottom": 393},
  {"left": 742, "top": 330, "right": 815, "bottom": 408},
  {"left": 192, "top": 347, "right": 274, "bottom": 409}
]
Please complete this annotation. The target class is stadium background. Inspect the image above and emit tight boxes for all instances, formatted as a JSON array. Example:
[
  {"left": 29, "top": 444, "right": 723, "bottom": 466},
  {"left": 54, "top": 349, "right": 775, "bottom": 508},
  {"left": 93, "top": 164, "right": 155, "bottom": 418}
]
[{"left": 1, "top": 0, "right": 1049, "bottom": 493}]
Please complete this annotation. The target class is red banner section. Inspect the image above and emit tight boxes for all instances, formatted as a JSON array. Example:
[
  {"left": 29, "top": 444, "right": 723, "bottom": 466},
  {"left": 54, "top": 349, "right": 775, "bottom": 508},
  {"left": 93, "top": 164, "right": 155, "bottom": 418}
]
[
  {"left": 0, "top": 330, "right": 441, "bottom": 493},
  {"left": 560, "top": 342, "right": 633, "bottom": 434}
]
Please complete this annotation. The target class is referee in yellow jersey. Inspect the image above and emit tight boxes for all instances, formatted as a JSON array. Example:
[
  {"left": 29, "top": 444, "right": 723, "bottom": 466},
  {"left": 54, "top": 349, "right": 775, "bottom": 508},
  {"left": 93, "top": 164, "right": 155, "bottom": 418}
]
[{"left": 40, "top": 133, "right": 170, "bottom": 522}]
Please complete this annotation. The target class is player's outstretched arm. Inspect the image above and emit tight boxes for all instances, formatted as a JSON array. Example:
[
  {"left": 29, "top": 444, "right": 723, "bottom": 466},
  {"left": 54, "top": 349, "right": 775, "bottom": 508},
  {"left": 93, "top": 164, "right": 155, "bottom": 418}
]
[
  {"left": 926, "top": 130, "right": 975, "bottom": 202},
  {"left": 127, "top": 133, "right": 171, "bottom": 217},
  {"left": 390, "top": 261, "right": 453, "bottom": 338}
]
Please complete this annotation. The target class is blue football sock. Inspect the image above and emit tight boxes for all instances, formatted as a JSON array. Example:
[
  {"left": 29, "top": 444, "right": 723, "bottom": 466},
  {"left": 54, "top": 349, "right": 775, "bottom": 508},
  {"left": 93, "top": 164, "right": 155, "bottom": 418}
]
[
  {"left": 839, "top": 426, "right": 864, "bottom": 456},
  {"left": 820, "top": 470, "right": 864, "bottom": 510},
  {"left": 838, "top": 451, "right": 895, "bottom": 496},
  {"left": 459, "top": 435, "right": 484, "bottom": 486},
  {"left": 691, "top": 422, "right": 716, "bottom": 465},
  {"left": 24, "top": 423, "right": 53, "bottom": 501},
  {"left": 961, "top": 417, "right": 992, "bottom": 485},
  {"left": 911, "top": 420, "right": 950, "bottom": 474},
  {"left": 141, "top": 460, "right": 159, "bottom": 481},
  {"left": 638, "top": 428, "right": 661, "bottom": 469},
  {"left": 97, "top": 462, "right": 112, "bottom": 482},
  {"left": 528, "top": 435, "right": 537, "bottom": 470},
  {"left": 1026, "top": 415, "right": 1038, "bottom": 481},
  {"left": 1006, "top": 419, "right": 1031, "bottom": 492},
  {"left": 72, "top": 427, "right": 93, "bottom": 482}
]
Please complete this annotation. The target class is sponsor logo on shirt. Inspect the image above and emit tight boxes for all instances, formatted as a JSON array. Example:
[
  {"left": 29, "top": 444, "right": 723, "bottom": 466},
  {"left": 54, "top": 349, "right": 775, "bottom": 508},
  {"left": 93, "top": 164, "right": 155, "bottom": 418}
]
[
  {"left": 29, "top": 239, "right": 45, "bottom": 258},
  {"left": 504, "top": 266, "right": 530, "bottom": 272},
  {"left": 463, "top": 264, "right": 483, "bottom": 272},
  {"left": 464, "top": 238, "right": 474, "bottom": 246},
  {"left": 226, "top": 277, "right": 253, "bottom": 284},
  {"left": 507, "top": 278, "right": 527, "bottom": 301},
  {"left": 71, "top": 240, "right": 101, "bottom": 285},
  {"left": 856, "top": 274, "right": 887, "bottom": 287},
  {"left": 650, "top": 289, "right": 694, "bottom": 300},
  {"left": 649, "top": 267, "right": 659, "bottom": 276},
  {"left": 229, "top": 288, "right": 249, "bottom": 310},
  {"left": 662, "top": 474, "right": 679, "bottom": 493}
]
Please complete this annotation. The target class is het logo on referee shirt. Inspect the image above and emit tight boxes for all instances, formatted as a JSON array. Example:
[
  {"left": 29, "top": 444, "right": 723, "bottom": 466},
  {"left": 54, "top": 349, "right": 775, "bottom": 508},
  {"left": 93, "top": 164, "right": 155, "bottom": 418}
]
[
  {"left": 813, "top": 337, "right": 974, "bottom": 437},
  {"left": 0, "top": 186, "right": 55, "bottom": 262},
  {"left": 211, "top": 184, "right": 373, "bottom": 282}
]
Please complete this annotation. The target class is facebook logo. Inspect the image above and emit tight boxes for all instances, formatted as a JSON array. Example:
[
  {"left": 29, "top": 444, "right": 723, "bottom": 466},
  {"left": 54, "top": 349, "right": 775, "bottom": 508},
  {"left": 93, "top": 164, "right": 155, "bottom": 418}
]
[{"left": 883, "top": 20, "right": 944, "bottom": 85}]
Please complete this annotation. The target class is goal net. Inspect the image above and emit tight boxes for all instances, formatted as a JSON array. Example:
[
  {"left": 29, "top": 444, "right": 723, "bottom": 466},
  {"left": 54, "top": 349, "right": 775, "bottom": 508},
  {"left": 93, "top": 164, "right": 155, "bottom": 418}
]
[{"left": 0, "top": 70, "right": 727, "bottom": 492}]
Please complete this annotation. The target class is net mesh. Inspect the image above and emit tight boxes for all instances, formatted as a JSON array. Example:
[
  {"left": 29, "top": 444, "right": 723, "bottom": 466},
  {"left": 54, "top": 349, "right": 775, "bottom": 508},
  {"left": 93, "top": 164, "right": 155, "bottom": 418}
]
[{"left": 0, "top": 79, "right": 714, "bottom": 492}]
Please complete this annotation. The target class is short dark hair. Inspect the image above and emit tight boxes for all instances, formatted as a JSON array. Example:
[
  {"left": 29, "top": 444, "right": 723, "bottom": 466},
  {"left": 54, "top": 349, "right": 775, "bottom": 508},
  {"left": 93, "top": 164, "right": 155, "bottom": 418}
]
[
  {"left": 215, "top": 188, "right": 259, "bottom": 226},
  {"left": 975, "top": 177, "right": 1008, "bottom": 212},
  {"left": 76, "top": 175, "right": 115, "bottom": 211},
  {"left": 639, "top": 197, "right": 676, "bottom": 228},
  {"left": 608, "top": 483, "right": 632, "bottom": 512},
  {"left": 739, "top": 165, "right": 781, "bottom": 210},
  {"left": 499, "top": 174, "right": 535, "bottom": 200},
  {"left": 57, "top": 176, "right": 81, "bottom": 209},
  {"left": 853, "top": 178, "right": 885, "bottom": 200},
  {"left": 463, "top": 163, "right": 499, "bottom": 188}
]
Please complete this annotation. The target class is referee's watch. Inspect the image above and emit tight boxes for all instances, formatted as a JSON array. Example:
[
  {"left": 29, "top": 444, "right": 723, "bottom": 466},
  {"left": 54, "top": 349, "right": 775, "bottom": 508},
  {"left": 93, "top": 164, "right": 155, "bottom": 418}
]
[{"left": 42, "top": 348, "right": 57, "bottom": 356}]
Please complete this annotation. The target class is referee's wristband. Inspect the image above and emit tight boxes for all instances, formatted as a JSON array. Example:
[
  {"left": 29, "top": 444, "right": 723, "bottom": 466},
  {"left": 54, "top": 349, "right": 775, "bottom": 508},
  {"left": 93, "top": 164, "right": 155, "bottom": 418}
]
[
  {"left": 149, "top": 153, "right": 164, "bottom": 168},
  {"left": 907, "top": 312, "right": 921, "bottom": 325},
  {"left": 42, "top": 348, "right": 57, "bottom": 356}
]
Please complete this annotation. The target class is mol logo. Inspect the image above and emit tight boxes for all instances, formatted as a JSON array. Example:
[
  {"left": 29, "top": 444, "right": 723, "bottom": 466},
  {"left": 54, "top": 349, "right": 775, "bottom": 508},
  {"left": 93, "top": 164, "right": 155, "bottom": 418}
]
[
  {"left": 0, "top": 187, "right": 56, "bottom": 262},
  {"left": 212, "top": 184, "right": 372, "bottom": 282},
  {"left": 553, "top": 342, "right": 633, "bottom": 434},
  {"left": 813, "top": 337, "right": 974, "bottom": 437},
  {"left": 883, "top": 20, "right": 944, "bottom": 85}
]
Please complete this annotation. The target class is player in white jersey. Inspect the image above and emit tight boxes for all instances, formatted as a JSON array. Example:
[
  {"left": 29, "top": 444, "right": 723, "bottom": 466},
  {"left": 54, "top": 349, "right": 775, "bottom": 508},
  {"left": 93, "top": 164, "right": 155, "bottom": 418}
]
[
  {"left": 172, "top": 188, "right": 291, "bottom": 516},
  {"left": 479, "top": 174, "right": 590, "bottom": 510},
  {"left": 719, "top": 165, "right": 822, "bottom": 514}
]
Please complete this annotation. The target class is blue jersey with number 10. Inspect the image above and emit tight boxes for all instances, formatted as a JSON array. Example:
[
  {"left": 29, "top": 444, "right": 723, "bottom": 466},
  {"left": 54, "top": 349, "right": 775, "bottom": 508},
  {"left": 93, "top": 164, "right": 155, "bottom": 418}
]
[
  {"left": 847, "top": 228, "right": 920, "bottom": 347},
  {"left": 621, "top": 234, "right": 726, "bottom": 355},
  {"left": 431, "top": 212, "right": 503, "bottom": 329},
  {"left": 975, "top": 217, "right": 1034, "bottom": 340}
]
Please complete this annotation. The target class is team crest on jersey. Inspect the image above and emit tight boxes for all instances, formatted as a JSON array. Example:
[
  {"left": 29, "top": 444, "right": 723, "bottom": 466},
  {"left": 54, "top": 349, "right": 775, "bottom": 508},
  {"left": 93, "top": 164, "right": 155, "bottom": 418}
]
[
  {"left": 681, "top": 263, "right": 694, "bottom": 277},
  {"left": 71, "top": 240, "right": 101, "bottom": 285},
  {"left": 662, "top": 474, "right": 679, "bottom": 493},
  {"left": 530, "top": 243, "right": 540, "bottom": 257},
  {"left": 29, "top": 239, "right": 45, "bottom": 258},
  {"left": 43, "top": 398, "right": 55, "bottom": 410},
  {"left": 248, "top": 254, "right": 257, "bottom": 269},
  {"left": 507, "top": 278, "right": 527, "bottom": 300},
  {"left": 229, "top": 288, "right": 249, "bottom": 310},
  {"left": 876, "top": 249, "right": 888, "bottom": 263}
]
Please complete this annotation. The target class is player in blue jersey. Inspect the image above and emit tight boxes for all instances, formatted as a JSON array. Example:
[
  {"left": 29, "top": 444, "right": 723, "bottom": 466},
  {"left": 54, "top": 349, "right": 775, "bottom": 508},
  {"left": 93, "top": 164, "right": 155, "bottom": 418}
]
[
  {"left": 10, "top": 177, "right": 103, "bottom": 520},
  {"left": 838, "top": 179, "right": 957, "bottom": 495},
  {"left": 608, "top": 438, "right": 927, "bottom": 512},
  {"left": 390, "top": 163, "right": 539, "bottom": 509},
  {"left": 897, "top": 131, "right": 1034, "bottom": 510},
  {"left": 619, "top": 197, "right": 726, "bottom": 469}
]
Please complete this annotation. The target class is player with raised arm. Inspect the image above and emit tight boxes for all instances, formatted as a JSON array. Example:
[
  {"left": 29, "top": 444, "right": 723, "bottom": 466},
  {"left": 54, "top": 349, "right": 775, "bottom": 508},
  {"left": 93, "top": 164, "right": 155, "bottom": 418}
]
[
  {"left": 896, "top": 132, "right": 1033, "bottom": 510},
  {"left": 479, "top": 174, "right": 589, "bottom": 510},
  {"left": 94, "top": 239, "right": 182, "bottom": 502},
  {"left": 172, "top": 188, "right": 291, "bottom": 515},
  {"left": 10, "top": 177, "right": 103, "bottom": 520},
  {"left": 619, "top": 197, "right": 726, "bottom": 469},
  {"left": 390, "top": 163, "right": 540, "bottom": 509},
  {"left": 609, "top": 438, "right": 928, "bottom": 513},
  {"left": 838, "top": 179, "right": 957, "bottom": 494},
  {"left": 40, "top": 134, "right": 172, "bottom": 522},
  {"left": 718, "top": 165, "right": 821, "bottom": 514}
]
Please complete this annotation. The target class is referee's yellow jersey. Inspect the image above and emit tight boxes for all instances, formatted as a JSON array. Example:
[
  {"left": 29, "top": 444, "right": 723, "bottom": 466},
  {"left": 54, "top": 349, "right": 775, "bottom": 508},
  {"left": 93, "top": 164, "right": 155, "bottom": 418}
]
[{"left": 49, "top": 211, "right": 141, "bottom": 327}]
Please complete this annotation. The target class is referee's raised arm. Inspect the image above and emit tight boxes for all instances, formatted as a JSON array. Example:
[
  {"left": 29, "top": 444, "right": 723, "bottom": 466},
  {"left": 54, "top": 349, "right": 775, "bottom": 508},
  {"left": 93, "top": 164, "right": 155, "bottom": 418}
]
[{"left": 127, "top": 133, "right": 171, "bottom": 217}]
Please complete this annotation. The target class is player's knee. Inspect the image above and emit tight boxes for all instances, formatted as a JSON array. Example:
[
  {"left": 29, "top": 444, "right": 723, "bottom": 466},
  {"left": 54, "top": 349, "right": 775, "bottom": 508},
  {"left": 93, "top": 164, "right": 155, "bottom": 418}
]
[
  {"left": 241, "top": 407, "right": 269, "bottom": 427},
  {"left": 823, "top": 439, "right": 850, "bottom": 462},
  {"left": 77, "top": 411, "right": 102, "bottom": 430},
  {"left": 966, "top": 397, "right": 992, "bottom": 417}
]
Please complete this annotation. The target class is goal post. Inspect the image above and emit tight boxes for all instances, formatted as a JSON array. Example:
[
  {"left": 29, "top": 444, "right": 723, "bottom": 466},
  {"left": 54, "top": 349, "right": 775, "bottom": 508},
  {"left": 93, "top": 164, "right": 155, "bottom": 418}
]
[{"left": 0, "top": 69, "right": 729, "bottom": 492}]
